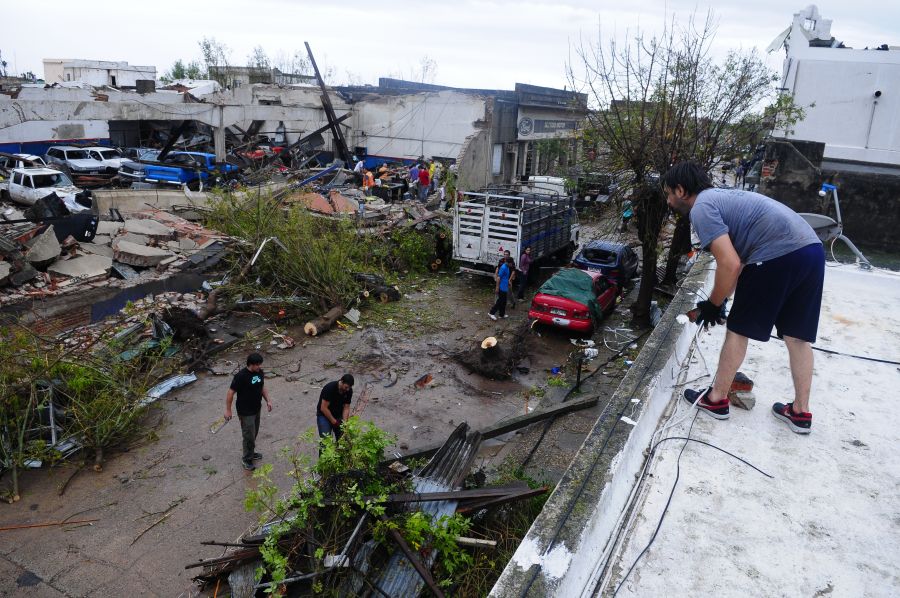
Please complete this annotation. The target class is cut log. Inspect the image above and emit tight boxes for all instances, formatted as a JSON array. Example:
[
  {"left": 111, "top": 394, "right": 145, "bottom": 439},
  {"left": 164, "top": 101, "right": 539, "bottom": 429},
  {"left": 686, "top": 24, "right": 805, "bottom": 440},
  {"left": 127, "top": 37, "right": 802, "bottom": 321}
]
[
  {"left": 481, "top": 336, "right": 497, "bottom": 350},
  {"left": 371, "top": 285, "right": 401, "bottom": 303},
  {"left": 304, "top": 306, "right": 346, "bottom": 336}
]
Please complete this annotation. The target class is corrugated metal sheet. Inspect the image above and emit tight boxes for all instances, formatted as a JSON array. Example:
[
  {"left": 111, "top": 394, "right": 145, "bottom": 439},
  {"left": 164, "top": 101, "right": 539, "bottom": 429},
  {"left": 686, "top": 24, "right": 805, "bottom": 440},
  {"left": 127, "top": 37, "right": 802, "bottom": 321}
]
[{"left": 374, "top": 423, "right": 482, "bottom": 597}]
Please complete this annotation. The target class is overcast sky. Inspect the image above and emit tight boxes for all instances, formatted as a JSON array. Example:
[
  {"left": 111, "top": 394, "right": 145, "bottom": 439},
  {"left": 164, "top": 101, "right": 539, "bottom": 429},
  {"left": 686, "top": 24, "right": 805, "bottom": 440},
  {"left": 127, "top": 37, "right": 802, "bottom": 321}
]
[{"left": 3, "top": 1, "right": 898, "bottom": 90}]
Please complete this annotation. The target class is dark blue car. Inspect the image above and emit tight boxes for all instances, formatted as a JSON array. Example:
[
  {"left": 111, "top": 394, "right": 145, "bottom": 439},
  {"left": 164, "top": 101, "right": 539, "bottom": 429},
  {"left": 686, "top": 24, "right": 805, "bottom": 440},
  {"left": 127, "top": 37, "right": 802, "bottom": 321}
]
[
  {"left": 573, "top": 240, "right": 640, "bottom": 285},
  {"left": 143, "top": 152, "right": 238, "bottom": 188}
]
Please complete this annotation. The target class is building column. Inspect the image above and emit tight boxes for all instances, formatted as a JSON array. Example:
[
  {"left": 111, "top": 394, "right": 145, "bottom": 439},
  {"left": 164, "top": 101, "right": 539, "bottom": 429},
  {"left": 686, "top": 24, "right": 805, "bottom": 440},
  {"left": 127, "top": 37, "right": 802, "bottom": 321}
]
[{"left": 213, "top": 105, "right": 226, "bottom": 163}]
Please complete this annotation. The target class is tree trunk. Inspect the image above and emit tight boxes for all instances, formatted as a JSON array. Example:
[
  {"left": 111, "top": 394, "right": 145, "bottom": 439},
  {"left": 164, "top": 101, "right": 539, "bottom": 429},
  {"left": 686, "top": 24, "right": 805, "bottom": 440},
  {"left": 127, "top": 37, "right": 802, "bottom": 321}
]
[
  {"left": 662, "top": 215, "right": 692, "bottom": 286},
  {"left": 198, "top": 257, "right": 256, "bottom": 320},
  {"left": 632, "top": 185, "right": 667, "bottom": 327},
  {"left": 304, "top": 306, "right": 345, "bottom": 336}
]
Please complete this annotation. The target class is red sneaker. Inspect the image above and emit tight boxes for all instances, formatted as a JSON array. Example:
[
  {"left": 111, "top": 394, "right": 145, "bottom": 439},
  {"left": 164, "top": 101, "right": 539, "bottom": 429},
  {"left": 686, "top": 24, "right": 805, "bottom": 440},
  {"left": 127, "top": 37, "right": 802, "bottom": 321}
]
[
  {"left": 772, "top": 402, "right": 812, "bottom": 434},
  {"left": 683, "top": 387, "right": 730, "bottom": 420}
]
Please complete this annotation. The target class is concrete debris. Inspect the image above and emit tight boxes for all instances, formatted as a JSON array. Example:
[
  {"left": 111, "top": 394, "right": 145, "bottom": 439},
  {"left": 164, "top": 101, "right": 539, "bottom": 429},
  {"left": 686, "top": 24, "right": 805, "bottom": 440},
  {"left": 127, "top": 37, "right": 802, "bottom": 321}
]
[
  {"left": 81, "top": 242, "right": 115, "bottom": 258},
  {"left": 24, "top": 226, "right": 61, "bottom": 270},
  {"left": 123, "top": 219, "right": 175, "bottom": 240},
  {"left": 96, "top": 221, "right": 123, "bottom": 236},
  {"left": 0, "top": 262, "right": 10, "bottom": 285},
  {"left": 113, "top": 240, "right": 175, "bottom": 267},
  {"left": 47, "top": 254, "right": 113, "bottom": 279},
  {"left": 92, "top": 234, "right": 112, "bottom": 246},
  {"left": 729, "top": 391, "right": 756, "bottom": 410},
  {"left": 119, "top": 232, "right": 151, "bottom": 246}
]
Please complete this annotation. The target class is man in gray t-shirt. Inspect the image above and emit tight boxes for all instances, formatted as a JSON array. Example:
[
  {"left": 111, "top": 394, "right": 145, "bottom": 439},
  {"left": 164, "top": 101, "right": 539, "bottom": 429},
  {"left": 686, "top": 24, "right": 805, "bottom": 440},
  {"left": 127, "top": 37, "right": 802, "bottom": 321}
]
[{"left": 664, "top": 161, "right": 825, "bottom": 435}]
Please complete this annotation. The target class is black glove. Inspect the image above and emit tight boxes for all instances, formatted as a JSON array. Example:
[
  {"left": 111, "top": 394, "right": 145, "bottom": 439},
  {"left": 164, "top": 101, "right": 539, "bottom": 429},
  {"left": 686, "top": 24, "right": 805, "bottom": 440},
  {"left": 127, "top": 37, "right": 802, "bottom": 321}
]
[{"left": 695, "top": 300, "right": 723, "bottom": 328}]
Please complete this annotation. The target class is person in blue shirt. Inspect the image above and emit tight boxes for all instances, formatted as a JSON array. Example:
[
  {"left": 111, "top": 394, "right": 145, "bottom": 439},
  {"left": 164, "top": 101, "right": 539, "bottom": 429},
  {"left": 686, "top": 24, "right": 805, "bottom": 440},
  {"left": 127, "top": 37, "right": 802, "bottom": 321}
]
[{"left": 489, "top": 257, "right": 511, "bottom": 320}]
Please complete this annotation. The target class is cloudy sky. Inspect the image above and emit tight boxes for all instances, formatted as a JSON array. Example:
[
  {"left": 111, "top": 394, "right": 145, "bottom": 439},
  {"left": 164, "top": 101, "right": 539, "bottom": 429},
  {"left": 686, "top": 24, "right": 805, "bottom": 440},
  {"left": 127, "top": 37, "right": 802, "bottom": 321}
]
[{"left": 3, "top": 1, "right": 898, "bottom": 90}]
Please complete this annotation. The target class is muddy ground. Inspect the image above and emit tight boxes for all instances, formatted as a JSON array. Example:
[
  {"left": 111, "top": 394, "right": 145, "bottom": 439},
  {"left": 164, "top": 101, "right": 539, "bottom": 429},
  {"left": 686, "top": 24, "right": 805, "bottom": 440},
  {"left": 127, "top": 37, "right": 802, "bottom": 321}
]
[{"left": 0, "top": 215, "right": 646, "bottom": 597}]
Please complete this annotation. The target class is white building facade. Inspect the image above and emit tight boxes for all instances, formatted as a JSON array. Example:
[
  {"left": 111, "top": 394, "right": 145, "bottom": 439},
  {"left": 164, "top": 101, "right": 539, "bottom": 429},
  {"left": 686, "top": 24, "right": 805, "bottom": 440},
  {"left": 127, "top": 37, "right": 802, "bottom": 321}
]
[
  {"left": 773, "top": 5, "right": 900, "bottom": 165},
  {"left": 43, "top": 59, "right": 157, "bottom": 88}
]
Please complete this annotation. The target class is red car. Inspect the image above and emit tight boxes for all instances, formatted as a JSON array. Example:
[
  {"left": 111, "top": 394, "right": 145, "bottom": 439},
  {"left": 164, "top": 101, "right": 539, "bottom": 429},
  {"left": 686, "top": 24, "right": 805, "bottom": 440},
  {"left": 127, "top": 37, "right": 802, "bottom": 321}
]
[{"left": 528, "top": 268, "right": 619, "bottom": 333}]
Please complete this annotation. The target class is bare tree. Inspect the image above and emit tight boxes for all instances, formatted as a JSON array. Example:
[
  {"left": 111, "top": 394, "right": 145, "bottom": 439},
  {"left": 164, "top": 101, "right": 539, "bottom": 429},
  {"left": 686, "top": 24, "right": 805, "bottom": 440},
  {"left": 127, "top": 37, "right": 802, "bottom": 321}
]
[
  {"left": 199, "top": 37, "right": 231, "bottom": 85},
  {"left": 568, "top": 11, "right": 783, "bottom": 326},
  {"left": 248, "top": 45, "right": 271, "bottom": 69},
  {"left": 272, "top": 49, "right": 311, "bottom": 76},
  {"left": 416, "top": 55, "right": 438, "bottom": 83}
]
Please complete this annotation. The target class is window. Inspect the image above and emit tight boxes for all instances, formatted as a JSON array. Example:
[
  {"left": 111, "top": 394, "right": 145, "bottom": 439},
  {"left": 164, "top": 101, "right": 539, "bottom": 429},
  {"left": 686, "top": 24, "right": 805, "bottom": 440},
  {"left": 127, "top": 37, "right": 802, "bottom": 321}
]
[
  {"left": 583, "top": 248, "right": 617, "bottom": 265},
  {"left": 48, "top": 148, "right": 60, "bottom": 158},
  {"left": 110, "top": 75, "right": 117, "bottom": 87},
  {"left": 89, "top": 151, "right": 102, "bottom": 160},
  {"left": 64, "top": 150, "right": 88, "bottom": 160},
  {"left": 12, "top": 172, "right": 23, "bottom": 185},
  {"left": 33, "top": 173, "right": 69, "bottom": 188},
  {"left": 25, "top": 175, "right": 35, "bottom": 188}
]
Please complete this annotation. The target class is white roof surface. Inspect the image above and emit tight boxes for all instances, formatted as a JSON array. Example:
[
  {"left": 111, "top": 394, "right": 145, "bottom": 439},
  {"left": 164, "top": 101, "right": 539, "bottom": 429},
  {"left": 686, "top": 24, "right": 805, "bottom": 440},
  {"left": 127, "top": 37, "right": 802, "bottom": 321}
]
[{"left": 605, "top": 263, "right": 900, "bottom": 597}]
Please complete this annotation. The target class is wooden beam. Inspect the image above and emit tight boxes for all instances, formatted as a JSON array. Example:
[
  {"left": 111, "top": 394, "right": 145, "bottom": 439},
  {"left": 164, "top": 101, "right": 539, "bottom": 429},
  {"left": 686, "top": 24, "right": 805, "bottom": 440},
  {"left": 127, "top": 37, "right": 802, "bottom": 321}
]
[
  {"left": 304, "top": 41, "right": 354, "bottom": 167},
  {"left": 395, "top": 395, "right": 599, "bottom": 462}
]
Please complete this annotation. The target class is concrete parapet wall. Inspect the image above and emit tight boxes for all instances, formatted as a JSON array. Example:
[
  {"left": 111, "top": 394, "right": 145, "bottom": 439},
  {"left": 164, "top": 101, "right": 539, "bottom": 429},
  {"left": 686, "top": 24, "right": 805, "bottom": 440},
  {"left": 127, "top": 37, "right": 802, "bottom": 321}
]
[
  {"left": 490, "top": 258, "right": 714, "bottom": 597},
  {"left": 92, "top": 188, "right": 210, "bottom": 214}
]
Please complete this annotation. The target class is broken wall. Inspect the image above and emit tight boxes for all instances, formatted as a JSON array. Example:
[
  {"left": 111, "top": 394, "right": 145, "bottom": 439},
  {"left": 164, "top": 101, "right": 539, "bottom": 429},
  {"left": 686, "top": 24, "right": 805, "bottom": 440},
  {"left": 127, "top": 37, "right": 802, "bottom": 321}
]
[{"left": 350, "top": 90, "right": 488, "bottom": 162}]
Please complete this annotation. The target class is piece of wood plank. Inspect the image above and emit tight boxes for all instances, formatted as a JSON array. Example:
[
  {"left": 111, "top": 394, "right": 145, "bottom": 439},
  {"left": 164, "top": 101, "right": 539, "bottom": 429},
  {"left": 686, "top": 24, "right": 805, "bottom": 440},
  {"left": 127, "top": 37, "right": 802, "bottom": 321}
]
[{"left": 455, "top": 536, "right": 498, "bottom": 548}]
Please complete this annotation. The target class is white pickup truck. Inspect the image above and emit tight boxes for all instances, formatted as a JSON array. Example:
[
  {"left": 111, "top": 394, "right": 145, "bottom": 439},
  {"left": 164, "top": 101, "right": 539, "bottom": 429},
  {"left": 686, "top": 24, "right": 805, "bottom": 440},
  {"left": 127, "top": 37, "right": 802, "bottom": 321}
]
[{"left": 2, "top": 167, "right": 93, "bottom": 213}]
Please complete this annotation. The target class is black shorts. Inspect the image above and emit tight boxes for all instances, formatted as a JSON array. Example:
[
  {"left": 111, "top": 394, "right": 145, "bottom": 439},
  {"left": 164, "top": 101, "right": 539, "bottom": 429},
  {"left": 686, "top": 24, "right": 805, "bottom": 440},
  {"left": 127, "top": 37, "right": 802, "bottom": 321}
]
[{"left": 727, "top": 243, "right": 825, "bottom": 343}]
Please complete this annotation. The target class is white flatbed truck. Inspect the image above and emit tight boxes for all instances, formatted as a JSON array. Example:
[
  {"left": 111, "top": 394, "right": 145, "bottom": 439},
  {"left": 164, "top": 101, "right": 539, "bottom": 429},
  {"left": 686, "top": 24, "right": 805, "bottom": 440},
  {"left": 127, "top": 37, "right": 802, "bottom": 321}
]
[{"left": 452, "top": 188, "right": 580, "bottom": 276}]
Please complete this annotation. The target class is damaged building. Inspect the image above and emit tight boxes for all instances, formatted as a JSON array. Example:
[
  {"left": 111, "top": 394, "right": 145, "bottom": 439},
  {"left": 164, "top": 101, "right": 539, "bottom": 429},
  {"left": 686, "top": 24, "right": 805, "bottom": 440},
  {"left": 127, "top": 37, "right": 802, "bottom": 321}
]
[
  {"left": 761, "top": 4, "right": 900, "bottom": 251},
  {"left": 0, "top": 70, "right": 586, "bottom": 191}
]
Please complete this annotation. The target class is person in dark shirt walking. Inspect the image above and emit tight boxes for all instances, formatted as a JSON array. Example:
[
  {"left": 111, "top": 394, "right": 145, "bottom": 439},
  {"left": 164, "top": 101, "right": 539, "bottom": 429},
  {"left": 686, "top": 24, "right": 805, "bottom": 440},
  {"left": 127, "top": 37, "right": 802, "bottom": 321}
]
[
  {"left": 317, "top": 373, "right": 354, "bottom": 443},
  {"left": 224, "top": 353, "right": 272, "bottom": 471}
]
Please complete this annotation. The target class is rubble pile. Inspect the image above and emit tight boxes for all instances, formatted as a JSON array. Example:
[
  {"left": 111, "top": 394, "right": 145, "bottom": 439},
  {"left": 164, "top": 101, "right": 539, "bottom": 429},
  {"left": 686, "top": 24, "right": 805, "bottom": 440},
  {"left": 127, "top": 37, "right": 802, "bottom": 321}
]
[{"left": 0, "top": 209, "right": 227, "bottom": 306}]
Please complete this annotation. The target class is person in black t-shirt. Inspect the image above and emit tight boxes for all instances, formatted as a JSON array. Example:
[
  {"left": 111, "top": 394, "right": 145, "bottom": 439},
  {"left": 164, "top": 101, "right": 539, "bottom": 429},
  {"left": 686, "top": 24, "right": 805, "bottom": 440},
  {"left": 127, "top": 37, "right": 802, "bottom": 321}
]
[
  {"left": 316, "top": 373, "right": 354, "bottom": 443},
  {"left": 225, "top": 353, "right": 272, "bottom": 471}
]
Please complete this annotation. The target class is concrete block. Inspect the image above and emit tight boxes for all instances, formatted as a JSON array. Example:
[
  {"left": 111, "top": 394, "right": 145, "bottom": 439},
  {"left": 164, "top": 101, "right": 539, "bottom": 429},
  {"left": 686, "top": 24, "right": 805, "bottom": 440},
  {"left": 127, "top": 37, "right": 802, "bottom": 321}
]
[
  {"left": 0, "top": 261, "right": 10, "bottom": 286},
  {"left": 47, "top": 255, "right": 112, "bottom": 279},
  {"left": 96, "top": 221, "right": 123, "bottom": 236},
  {"left": 123, "top": 219, "right": 175, "bottom": 240},
  {"left": 178, "top": 237, "right": 199, "bottom": 250},
  {"left": 117, "top": 233, "right": 150, "bottom": 246},
  {"left": 10, "top": 263, "right": 38, "bottom": 286},
  {"left": 81, "top": 243, "right": 115, "bottom": 258},
  {"left": 729, "top": 391, "right": 756, "bottom": 411},
  {"left": 92, "top": 234, "right": 111, "bottom": 246},
  {"left": 113, "top": 240, "right": 174, "bottom": 267},
  {"left": 25, "top": 226, "right": 61, "bottom": 269}
]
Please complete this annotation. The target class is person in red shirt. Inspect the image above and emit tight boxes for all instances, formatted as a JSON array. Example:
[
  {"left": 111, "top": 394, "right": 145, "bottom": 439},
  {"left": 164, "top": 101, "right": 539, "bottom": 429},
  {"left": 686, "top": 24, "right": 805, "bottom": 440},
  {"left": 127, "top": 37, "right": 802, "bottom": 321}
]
[{"left": 417, "top": 163, "right": 430, "bottom": 202}]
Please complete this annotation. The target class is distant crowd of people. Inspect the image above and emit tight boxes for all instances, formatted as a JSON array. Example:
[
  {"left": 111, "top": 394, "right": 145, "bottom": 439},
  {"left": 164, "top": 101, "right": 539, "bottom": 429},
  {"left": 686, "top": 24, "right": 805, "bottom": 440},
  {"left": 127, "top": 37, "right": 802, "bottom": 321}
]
[{"left": 353, "top": 156, "right": 449, "bottom": 207}]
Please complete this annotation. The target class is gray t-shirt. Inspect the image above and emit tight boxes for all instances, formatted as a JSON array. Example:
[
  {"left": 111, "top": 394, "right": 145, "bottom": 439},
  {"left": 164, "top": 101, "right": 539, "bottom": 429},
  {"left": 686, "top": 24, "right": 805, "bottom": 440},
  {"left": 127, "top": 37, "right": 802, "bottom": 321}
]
[{"left": 690, "top": 188, "right": 821, "bottom": 264}]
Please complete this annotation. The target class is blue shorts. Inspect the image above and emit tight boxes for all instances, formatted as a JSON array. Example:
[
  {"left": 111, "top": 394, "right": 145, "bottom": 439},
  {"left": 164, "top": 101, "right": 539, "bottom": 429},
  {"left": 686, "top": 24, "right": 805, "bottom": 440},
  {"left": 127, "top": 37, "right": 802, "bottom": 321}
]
[{"left": 727, "top": 243, "right": 825, "bottom": 343}]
